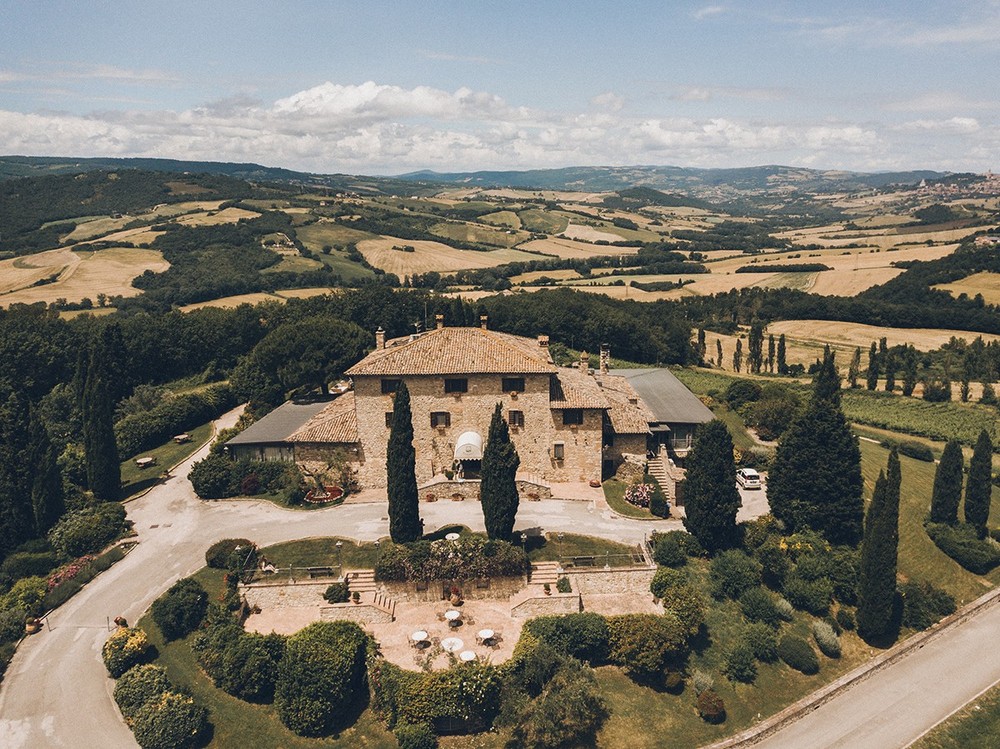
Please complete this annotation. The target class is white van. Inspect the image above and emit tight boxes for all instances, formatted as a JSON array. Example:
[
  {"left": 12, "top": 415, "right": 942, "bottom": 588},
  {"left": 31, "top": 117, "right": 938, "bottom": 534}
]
[{"left": 736, "top": 468, "right": 762, "bottom": 490}]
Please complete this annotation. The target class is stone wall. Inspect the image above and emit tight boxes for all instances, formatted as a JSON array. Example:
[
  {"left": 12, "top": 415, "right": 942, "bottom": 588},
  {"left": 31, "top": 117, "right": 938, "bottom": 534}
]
[
  {"left": 419, "top": 477, "right": 553, "bottom": 503},
  {"left": 240, "top": 581, "right": 329, "bottom": 609},
  {"left": 320, "top": 603, "right": 393, "bottom": 625},
  {"left": 614, "top": 453, "right": 647, "bottom": 484},
  {"left": 510, "top": 591, "right": 582, "bottom": 618},
  {"left": 381, "top": 575, "right": 526, "bottom": 604},
  {"left": 353, "top": 371, "right": 604, "bottom": 489},
  {"left": 563, "top": 567, "right": 656, "bottom": 596}
]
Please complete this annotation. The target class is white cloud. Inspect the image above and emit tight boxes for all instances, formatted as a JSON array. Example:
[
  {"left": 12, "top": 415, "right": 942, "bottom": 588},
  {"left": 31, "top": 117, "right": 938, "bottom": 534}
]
[
  {"left": 0, "top": 63, "right": 180, "bottom": 86},
  {"left": 692, "top": 5, "right": 726, "bottom": 21},
  {"left": 0, "top": 79, "right": 991, "bottom": 173},
  {"left": 671, "top": 85, "right": 788, "bottom": 102}
]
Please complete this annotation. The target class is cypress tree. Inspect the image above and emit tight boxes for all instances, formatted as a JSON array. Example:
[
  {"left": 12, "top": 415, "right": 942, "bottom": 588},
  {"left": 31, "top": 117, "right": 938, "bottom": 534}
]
[
  {"left": 386, "top": 382, "right": 421, "bottom": 543},
  {"left": 767, "top": 334, "right": 776, "bottom": 374},
  {"left": 929, "top": 440, "right": 964, "bottom": 524},
  {"left": 747, "top": 322, "right": 764, "bottom": 374},
  {"left": 26, "top": 406, "right": 65, "bottom": 536},
  {"left": 480, "top": 403, "right": 520, "bottom": 540},
  {"left": 777, "top": 334, "right": 787, "bottom": 375},
  {"left": 0, "top": 390, "right": 36, "bottom": 557},
  {"left": 848, "top": 347, "right": 861, "bottom": 388},
  {"left": 857, "top": 449, "right": 901, "bottom": 643},
  {"left": 902, "top": 349, "right": 918, "bottom": 396},
  {"left": 768, "top": 351, "right": 864, "bottom": 545},
  {"left": 682, "top": 420, "right": 740, "bottom": 552},
  {"left": 884, "top": 352, "right": 896, "bottom": 392},
  {"left": 81, "top": 340, "right": 121, "bottom": 500},
  {"left": 733, "top": 339, "right": 743, "bottom": 373},
  {"left": 964, "top": 430, "right": 994, "bottom": 534},
  {"left": 716, "top": 339, "right": 723, "bottom": 368},
  {"left": 866, "top": 342, "right": 879, "bottom": 391}
]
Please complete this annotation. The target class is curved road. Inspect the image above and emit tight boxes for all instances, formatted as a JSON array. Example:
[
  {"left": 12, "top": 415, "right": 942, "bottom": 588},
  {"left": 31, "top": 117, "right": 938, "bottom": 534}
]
[{"left": 0, "top": 407, "right": 996, "bottom": 748}]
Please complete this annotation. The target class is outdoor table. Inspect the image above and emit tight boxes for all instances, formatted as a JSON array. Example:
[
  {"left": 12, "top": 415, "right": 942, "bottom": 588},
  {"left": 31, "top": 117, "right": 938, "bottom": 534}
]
[
  {"left": 445, "top": 610, "right": 461, "bottom": 626},
  {"left": 459, "top": 650, "right": 476, "bottom": 662},
  {"left": 410, "top": 630, "right": 428, "bottom": 645},
  {"left": 445, "top": 532, "right": 460, "bottom": 541},
  {"left": 477, "top": 628, "right": 494, "bottom": 643},
  {"left": 441, "top": 637, "right": 463, "bottom": 652}
]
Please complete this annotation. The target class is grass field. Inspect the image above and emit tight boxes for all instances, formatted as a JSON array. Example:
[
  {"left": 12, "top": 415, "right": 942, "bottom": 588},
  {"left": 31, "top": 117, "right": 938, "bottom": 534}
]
[
  {"left": 429, "top": 221, "right": 531, "bottom": 248},
  {"left": 934, "top": 271, "right": 1000, "bottom": 305},
  {"left": 261, "top": 255, "right": 324, "bottom": 274},
  {"left": 562, "top": 223, "right": 627, "bottom": 243},
  {"left": 120, "top": 422, "right": 213, "bottom": 497},
  {"left": 295, "top": 221, "right": 379, "bottom": 252},
  {"left": 520, "top": 237, "right": 641, "bottom": 260},
  {"left": 356, "top": 236, "right": 540, "bottom": 276},
  {"left": 517, "top": 208, "right": 569, "bottom": 234},
  {"left": 913, "top": 682, "right": 1000, "bottom": 749},
  {"left": 603, "top": 479, "right": 658, "bottom": 519},
  {"left": 0, "top": 247, "right": 169, "bottom": 307},
  {"left": 478, "top": 210, "right": 521, "bottom": 229}
]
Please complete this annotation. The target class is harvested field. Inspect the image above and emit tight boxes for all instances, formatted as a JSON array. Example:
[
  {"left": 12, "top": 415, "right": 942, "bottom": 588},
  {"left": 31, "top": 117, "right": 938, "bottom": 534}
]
[
  {"left": 179, "top": 293, "right": 283, "bottom": 312},
  {"left": 0, "top": 247, "right": 168, "bottom": 307},
  {"left": 429, "top": 222, "right": 530, "bottom": 247},
  {"left": 274, "top": 287, "right": 339, "bottom": 300},
  {"left": 520, "top": 237, "right": 641, "bottom": 260},
  {"left": 511, "top": 268, "right": 582, "bottom": 284},
  {"left": 60, "top": 201, "right": 227, "bottom": 243},
  {"left": 96, "top": 226, "right": 166, "bottom": 246},
  {"left": 767, "top": 320, "right": 1000, "bottom": 357},
  {"left": 173, "top": 206, "right": 259, "bottom": 226},
  {"left": 934, "top": 271, "right": 1000, "bottom": 305},
  {"left": 561, "top": 223, "right": 631, "bottom": 243},
  {"left": 808, "top": 267, "right": 904, "bottom": 295},
  {"left": 356, "top": 236, "right": 540, "bottom": 276},
  {"left": 59, "top": 307, "right": 117, "bottom": 319}
]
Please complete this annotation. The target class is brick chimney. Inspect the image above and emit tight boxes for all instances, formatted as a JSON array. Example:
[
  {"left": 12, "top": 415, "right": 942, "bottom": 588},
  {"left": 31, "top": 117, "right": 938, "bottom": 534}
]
[
  {"left": 599, "top": 343, "right": 610, "bottom": 374},
  {"left": 538, "top": 335, "right": 549, "bottom": 348},
  {"left": 435, "top": 313, "right": 444, "bottom": 330},
  {"left": 480, "top": 314, "right": 488, "bottom": 330},
  {"left": 375, "top": 327, "right": 385, "bottom": 349},
  {"left": 579, "top": 351, "right": 590, "bottom": 372}
]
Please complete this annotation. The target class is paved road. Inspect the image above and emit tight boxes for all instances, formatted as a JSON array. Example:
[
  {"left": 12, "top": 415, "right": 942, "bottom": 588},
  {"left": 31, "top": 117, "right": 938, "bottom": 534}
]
[
  {"left": 756, "top": 595, "right": 1000, "bottom": 749},
  {"left": 0, "top": 408, "right": 678, "bottom": 748}
]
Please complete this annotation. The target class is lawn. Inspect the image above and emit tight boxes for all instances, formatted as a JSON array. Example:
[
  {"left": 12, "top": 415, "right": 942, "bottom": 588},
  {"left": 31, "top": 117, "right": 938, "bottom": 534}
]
[
  {"left": 603, "top": 479, "right": 659, "bottom": 520},
  {"left": 259, "top": 537, "right": 382, "bottom": 573},
  {"left": 120, "top": 421, "right": 213, "bottom": 498},
  {"left": 913, "top": 682, "right": 1000, "bottom": 749},
  {"left": 525, "top": 532, "right": 642, "bottom": 567}
]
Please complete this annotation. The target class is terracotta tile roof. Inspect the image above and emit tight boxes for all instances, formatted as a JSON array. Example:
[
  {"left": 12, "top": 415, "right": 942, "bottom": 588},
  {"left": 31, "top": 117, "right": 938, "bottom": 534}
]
[
  {"left": 596, "top": 375, "right": 653, "bottom": 434},
  {"left": 288, "top": 392, "right": 359, "bottom": 444},
  {"left": 549, "top": 368, "right": 609, "bottom": 409},
  {"left": 346, "top": 327, "right": 557, "bottom": 376}
]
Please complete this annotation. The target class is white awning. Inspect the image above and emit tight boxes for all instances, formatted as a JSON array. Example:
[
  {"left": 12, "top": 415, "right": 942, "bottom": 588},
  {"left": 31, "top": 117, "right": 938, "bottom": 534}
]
[{"left": 454, "top": 431, "right": 483, "bottom": 460}]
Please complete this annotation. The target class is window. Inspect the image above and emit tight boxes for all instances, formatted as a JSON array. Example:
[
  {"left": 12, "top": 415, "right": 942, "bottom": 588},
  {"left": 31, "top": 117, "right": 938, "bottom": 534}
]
[
  {"left": 381, "top": 379, "right": 401, "bottom": 394},
  {"left": 502, "top": 377, "right": 525, "bottom": 393},
  {"left": 509, "top": 410, "right": 524, "bottom": 428},
  {"left": 384, "top": 412, "right": 393, "bottom": 428},
  {"left": 430, "top": 411, "right": 451, "bottom": 428},
  {"left": 562, "top": 409, "right": 583, "bottom": 426},
  {"left": 553, "top": 442, "right": 565, "bottom": 460},
  {"left": 444, "top": 378, "right": 468, "bottom": 394}
]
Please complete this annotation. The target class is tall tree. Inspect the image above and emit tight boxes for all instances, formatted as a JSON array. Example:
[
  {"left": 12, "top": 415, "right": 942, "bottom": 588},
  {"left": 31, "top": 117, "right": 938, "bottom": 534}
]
[
  {"left": 777, "top": 334, "right": 788, "bottom": 375},
  {"left": 81, "top": 334, "right": 121, "bottom": 500},
  {"left": 964, "top": 430, "right": 994, "bottom": 534},
  {"left": 747, "top": 322, "right": 764, "bottom": 374},
  {"left": 697, "top": 328, "right": 707, "bottom": 364},
  {"left": 480, "top": 403, "right": 520, "bottom": 541},
  {"left": 866, "top": 342, "right": 879, "bottom": 391},
  {"left": 901, "top": 347, "right": 918, "bottom": 396},
  {"left": 884, "top": 352, "right": 896, "bottom": 392},
  {"left": 0, "top": 390, "right": 36, "bottom": 556},
  {"left": 857, "top": 450, "right": 901, "bottom": 643},
  {"left": 682, "top": 420, "right": 740, "bottom": 552},
  {"left": 733, "top": 339, "right": 743, "bottom": 373},
  {"left": 26, "top": 407, "right": 64, "bottom": 536},
  {"left": 848, "top": 347, "right": 861, "bottom": 389},
  {"left": 767, "top": 334, "right": 776, "bottom": 374},
  {"left": 929, "top": 440, "right": 964, "bottom": 524},
  {"left": 386, "top": 382, "right": 421, "bottom": 543},
  {"left": 716, "top": 339, "right": 723, "bottom": 368},
  {"left": 768, "top": 352, "right": 864, "bottom": 545},
  {"left": 960, "top": 373, "right": 970, "bottom": 403}
]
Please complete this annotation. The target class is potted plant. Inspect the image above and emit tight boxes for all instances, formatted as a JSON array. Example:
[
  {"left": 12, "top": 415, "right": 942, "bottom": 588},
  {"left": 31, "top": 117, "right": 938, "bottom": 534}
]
[
  {"left": 351, "top": 591, "right": 361, "bottom": 604},
  {"left": 449, "top": 586, "right": 463, "bottom": 606},
  {"left": 543, "top": 583, "right": 552, "bottom": 596}
]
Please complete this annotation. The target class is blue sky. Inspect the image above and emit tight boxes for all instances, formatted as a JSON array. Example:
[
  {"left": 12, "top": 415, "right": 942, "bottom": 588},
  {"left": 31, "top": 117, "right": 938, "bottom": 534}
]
[{"left": 1, "top": 1, "right": 997, "bottom": 174}]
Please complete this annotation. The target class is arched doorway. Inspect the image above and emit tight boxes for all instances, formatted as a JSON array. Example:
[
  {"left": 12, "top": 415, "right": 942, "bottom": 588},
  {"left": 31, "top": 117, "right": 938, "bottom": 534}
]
[{"left": 454, "top": 431, "right": 483, "bottom": 479}]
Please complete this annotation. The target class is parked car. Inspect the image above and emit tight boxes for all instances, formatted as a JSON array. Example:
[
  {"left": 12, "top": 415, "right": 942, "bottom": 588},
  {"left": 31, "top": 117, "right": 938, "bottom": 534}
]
[{"left": 736, "top": 468, "right": 762, "bottom": 490}]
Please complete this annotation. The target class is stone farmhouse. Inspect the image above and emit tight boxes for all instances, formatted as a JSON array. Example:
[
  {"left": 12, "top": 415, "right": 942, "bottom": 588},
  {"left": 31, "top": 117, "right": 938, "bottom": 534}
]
[{"left": 226, "top": 316, "right": 712, "bottom": 495}]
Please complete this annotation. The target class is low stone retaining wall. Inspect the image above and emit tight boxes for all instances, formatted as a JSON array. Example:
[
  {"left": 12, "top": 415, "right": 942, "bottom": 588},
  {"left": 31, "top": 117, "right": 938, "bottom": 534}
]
[
  {"left": 240, "top": 581, "right": 329, "bottom": 609},
  {"left": 419, "top": 478, "right": 552, "bottom": 502},
  {"left": 382, "top": 575, "right": 526, "bottom": 603},
  {"left": 320, "top": 603, "right": 393, "bottom": 625},
  {"left": 563, "top": 567, "right": 655, "bottom": 596},
  {"left": 511, "top": 592, "right": 581, "bottom": 619}
]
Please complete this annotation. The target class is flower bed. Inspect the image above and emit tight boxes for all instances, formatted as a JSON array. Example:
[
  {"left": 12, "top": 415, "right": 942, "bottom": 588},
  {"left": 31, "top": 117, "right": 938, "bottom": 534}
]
[
  {"left": 47, "top": 555, "right": 96, "bottom": 590},
  {"left": 624, "top": 483, "right": 654, "bottom": 509},
  {"left": 303, "top": 486, "right": 344, "bottom": 505}
]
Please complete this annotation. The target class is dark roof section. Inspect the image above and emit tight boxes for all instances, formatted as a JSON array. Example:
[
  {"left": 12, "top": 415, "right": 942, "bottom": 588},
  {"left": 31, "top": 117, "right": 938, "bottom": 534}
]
[
  {"left": 611, "top": 368, "right": 714, "bottom": 425},
  {"left": 226, "top": 398, "right": 334, "bottom": 446}
]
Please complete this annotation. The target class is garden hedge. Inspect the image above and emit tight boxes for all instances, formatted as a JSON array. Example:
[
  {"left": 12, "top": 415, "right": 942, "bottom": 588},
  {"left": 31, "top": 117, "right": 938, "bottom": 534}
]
[
  {"left": 150, "top": 578, "right": 208, "bottom": 642},
  {"left": 778, "top": 635, "right": 820, "bottom": 674},
  {"left": 103, "top": 626, "right": 155, "bottom": 677},
  {"left": 116, "top": 383, "right": 235, "bottom": 458},
  {"left": 114, "top": 664, "right": 171, "bottom": 721}
]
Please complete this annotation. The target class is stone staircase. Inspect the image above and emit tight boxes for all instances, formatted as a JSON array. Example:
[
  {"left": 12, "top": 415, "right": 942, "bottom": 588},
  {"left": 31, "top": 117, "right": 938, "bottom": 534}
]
[
  {"left": 529, "top": 561, "right": 562, "bottom": 587},
  {"left": 344, "top": 569, "right": 377, "bottom": 594}
]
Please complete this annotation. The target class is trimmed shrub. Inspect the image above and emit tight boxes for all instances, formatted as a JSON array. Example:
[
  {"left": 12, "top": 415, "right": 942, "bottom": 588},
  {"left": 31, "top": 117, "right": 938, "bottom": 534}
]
[
  {"left": 131, "top": 691, "right": 209, "bottom": 749},
  {"left": 896, "top": 441, "right": 934, "bottom": 462},
  {"left": 0, "top": 607, "right": 26, "bottom": 643},
  {"left": 653, "top": 536, "right": 686, "bottom": 567},
  {"left": 650, "top": 567, "right": 686, "bottom": 599},
  {"left": 739, "top": 587, "right": 781, "bottom": 628},
  {"left": 0, "top": 576, "right": 48, "bottom": 618},
  {"left": 709, "top": 550, "right": 762, "bottom": 600},
  {"left": 374, "top": 537, "right": 526, "bottom": 582},
  {"left": 900, "top": 580, "right": 956, "bottom": 631},
  {"left": 0, "top": 551, "right": 60, "bottom": 585},
  {"left": 778, "top": 635, "right": 819, "bottom": 674},
  {"left": 219, "top": 632, "right": 284, "bottom": 703},
  {"left": 775, "top": 596, "right": 794, "bottom": 621},
  {"left": 741, "top": 515, "right": 782, "bottom": 550},
  {"left": 836, "top": 607, "right": 856, "bottom": 631},
  {"left": 395, "top": 723, "right": 438, "bottom": 749},
  {"left": 743, "top": 622, "right": 779, "bottom": 663},
  {"left": 754, "top": 539, "right": 790, "bottom": 589},
  {"left": 812, "top": 621, "right": 841, "bottom": 658},
  {"left": 696, "top": 689, "right": 726, "bottom": 724},
  {"left": 323, "top": 582, "right": 350, "bottom": 603},
  {"left": 150, "top": 578, "right": 208, "bottom": 642},
  {"left": 606, "top": 613, "right": 689, "bottom": 681},
  {"left": 506, "top": 660, "right": 608, "bottom": 749},
  {"left": 652, "top": 529, "right": 704, "bottom": 558},
  {"left": 191, "top": 619, "right": 244, "bottom": 683},
  {"left": 275, "top": 621, "right": 368, "bottom": 736},
  {"left": 523, "top": 613, "right": 609, "bottom": 664},
  {"left": 205, "top": 538, "right": 253, "bottom": 569},
  {"left": 189, "top": 454, "right": 235, "bottom": 500},
  {"left": 114, "top": 664, "right": 171, "bottom": 721},
  {"left": 724, "top": 642, "right": 757, "bottom": 683},
  {"left": 556, "top": 576, "right": 572, "bottom": 593},
  {"left": 103, "top": 626, "right": 154, "bottom": 677},
  {"left": 927, "top": 523, "right": 1000, "bottom": 574},
  {"left": 650, "top": 481, "right": 670, "bottom": 518},
  {"left": 659, "top": 579, "right": 707, "bottom": 638},
  {"left": 783, "top": 575, "right": 834, "bottom": 615},
  {"left": 116, "top": 383, "right": 235, "bottom": 459},
  {"left": 48, "top": 503, "right": 128, "bottom": 558}
]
